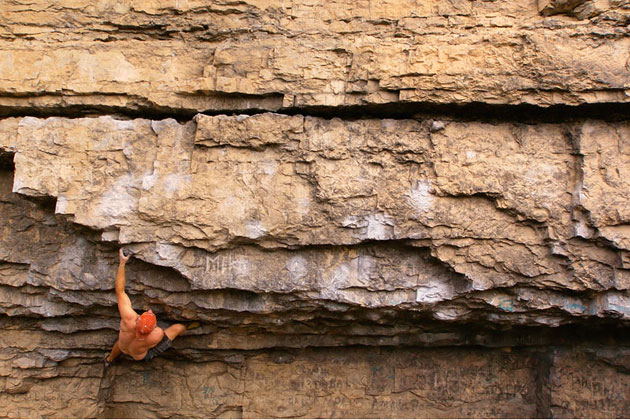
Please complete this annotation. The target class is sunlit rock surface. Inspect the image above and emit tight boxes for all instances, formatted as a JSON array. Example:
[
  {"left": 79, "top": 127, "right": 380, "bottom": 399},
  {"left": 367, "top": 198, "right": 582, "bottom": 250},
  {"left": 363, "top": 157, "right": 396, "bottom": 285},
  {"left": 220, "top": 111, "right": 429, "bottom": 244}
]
[
  {"left": 1, "top": 0, "right": 630, "bottom": 418},
  {"left": 1, "top": 0, "right": 630, "bottom": 113}
]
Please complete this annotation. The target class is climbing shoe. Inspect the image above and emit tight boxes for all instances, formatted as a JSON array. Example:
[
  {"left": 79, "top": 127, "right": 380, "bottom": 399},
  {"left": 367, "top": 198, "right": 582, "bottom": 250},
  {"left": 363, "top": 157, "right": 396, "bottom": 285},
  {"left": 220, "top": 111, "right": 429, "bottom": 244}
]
[
  {"left": 104, "top": 356, "right": 113, "bottom": 369},
  {"left": 186, "top": 321, "right": 201, "bottom": 330}
]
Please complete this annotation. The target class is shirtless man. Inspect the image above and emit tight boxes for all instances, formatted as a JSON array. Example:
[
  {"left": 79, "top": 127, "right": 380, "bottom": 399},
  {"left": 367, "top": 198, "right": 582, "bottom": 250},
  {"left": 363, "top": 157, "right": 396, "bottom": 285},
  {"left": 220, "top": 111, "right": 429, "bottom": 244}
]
[{"left": 105, "top": 248, "right": 196, "bottom": 366}]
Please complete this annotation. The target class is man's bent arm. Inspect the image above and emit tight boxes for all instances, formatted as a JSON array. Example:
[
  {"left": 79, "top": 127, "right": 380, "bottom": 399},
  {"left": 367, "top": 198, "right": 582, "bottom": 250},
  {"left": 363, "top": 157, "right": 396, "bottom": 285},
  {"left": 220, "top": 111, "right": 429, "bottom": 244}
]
[{"left": 116, "top": 248, "right": 137, "bottom": 322}]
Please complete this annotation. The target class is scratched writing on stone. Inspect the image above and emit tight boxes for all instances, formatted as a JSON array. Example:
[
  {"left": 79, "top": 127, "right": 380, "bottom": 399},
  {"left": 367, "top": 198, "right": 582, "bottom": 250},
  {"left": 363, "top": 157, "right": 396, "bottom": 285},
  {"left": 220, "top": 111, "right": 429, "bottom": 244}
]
[
  {"left": 200, "top": 253, "right": 253, "bottom": 287},
  {"left": 394, "top": 364, "right": 530, "bottom": 400},
  {"left": 203, "top": 253, "right": 248, "bottom": 275},
  {"left": 557, "top": 370, "right": 630, "bottom": 414},
  {"left": 563, "top": 371, "right": 629, "bottom": 398},
  {"left": 371, "top": 399, "right": 421, "bottom": 411}
]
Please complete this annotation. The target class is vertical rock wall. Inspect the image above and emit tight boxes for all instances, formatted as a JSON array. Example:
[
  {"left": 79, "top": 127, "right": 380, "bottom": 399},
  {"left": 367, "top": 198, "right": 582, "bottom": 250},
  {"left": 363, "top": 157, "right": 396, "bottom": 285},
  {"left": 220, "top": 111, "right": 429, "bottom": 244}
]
[{"left": 1, "top": 0, "right": 630, "bottom": 417}]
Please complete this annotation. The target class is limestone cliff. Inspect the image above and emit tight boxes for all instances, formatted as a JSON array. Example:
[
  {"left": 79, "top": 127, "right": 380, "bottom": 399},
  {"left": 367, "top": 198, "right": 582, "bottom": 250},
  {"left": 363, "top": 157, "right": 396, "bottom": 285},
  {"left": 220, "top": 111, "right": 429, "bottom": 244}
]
[{"left": 1, "top": 0, "right": 630, "bottom": 418}]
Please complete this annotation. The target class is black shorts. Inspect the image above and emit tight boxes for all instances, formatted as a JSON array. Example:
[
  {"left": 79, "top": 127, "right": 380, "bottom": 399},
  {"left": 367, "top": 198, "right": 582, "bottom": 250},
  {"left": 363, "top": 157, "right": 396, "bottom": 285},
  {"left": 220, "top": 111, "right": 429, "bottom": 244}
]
[{"left": 142, "top": 335, "right": 172, "bottom": 362}]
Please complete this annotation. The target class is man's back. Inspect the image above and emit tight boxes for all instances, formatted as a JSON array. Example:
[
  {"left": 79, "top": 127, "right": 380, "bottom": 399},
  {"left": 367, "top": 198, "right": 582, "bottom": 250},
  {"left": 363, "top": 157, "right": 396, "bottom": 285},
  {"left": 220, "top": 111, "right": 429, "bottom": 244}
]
[{"left": 118, "top": 319, "right": 165, "bottom": 360}]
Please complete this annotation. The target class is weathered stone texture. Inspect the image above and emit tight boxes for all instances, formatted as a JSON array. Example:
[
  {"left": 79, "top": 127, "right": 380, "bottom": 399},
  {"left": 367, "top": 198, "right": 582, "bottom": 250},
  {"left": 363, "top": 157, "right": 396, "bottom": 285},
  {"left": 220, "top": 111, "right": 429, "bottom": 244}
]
[
  {"left": 2, "top": 112, "right": 630, "bottom": 416},
  {"left": 1, "top": 0, "right": 630, "bottom": 418},
  {"left": 3, "top": 114, "right": 629, "bottom": 324},
  {"left": 0, "top": 0, "right": 629, "bottom": 114},
  {"left": 550, "top": 348, "right": 630, "bottom": 417}
]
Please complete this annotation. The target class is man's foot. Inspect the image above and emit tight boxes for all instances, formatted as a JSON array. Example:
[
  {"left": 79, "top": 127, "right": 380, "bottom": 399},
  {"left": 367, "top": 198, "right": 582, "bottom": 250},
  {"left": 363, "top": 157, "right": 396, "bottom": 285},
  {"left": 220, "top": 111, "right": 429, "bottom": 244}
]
[
  {"left": 104, "top": 356, "right": 113, "bottom": 369},
  {"left": 186, "top": 321, "right": 200, "bottom": 330}
]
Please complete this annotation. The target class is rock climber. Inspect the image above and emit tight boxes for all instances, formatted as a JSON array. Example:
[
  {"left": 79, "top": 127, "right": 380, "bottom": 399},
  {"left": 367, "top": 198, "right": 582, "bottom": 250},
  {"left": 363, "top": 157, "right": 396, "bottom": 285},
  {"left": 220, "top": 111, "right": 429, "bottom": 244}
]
[{"left": 105, "top": 248, "right": 198, "bottom": 366}]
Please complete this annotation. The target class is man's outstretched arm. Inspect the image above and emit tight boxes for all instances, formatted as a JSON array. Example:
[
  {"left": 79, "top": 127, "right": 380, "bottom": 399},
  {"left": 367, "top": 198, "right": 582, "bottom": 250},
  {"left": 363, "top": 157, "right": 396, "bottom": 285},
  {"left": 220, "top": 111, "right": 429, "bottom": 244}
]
[{"left": 116, "top": 248, "right": 137, "bottom": 323}]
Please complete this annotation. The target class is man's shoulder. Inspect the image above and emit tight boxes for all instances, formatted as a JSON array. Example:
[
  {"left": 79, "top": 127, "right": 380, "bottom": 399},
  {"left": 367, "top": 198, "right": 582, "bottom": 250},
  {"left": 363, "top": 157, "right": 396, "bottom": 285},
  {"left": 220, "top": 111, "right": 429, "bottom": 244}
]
[
  {"left": 148, "top": 327, "right": 165, "bottom": 347},
  {"left": 120, "top": 316, "right": 137, "bottom": 332}
]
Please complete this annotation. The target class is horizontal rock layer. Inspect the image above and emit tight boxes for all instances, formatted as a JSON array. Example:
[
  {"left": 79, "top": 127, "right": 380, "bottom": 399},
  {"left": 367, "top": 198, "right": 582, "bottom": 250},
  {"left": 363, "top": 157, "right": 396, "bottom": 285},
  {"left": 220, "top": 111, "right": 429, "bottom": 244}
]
[
  {"left": 3, "top": 338, "right": 630, "bottom": 418},
  {"left": 0, "top": 0, "right": 629, "bottom": 115},
  {"left": 2, "top": 114, "right": 630, "bottom": 325}
]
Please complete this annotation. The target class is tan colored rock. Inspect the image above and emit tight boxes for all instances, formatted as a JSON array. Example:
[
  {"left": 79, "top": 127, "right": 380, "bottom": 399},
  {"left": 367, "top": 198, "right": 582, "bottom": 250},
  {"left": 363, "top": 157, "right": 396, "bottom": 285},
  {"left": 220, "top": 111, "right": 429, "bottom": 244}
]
[
  {"left": 2, "top": 124, "right": 630, "bottom": 416},
  {"left": 240, "top": 347, "right": 537, "bottom": 418},
  {"left": 4, "top": 330, "right": 630, "bottom": 419},
  {"left": 578, "top": 121, "right": 630, "bottom": 231},
  {"left": 0, "top": 0, "right": 629, "bottom": 112},
  {"left": 1, "top": 0, "right": 630, "bottom": 417},
  {"left": 550, "top": 348, "right": 630, "bottom": 418},
  {"left": 538, "top": 0, "right": 618, "bottom": 18},
  {"left": 3, "top": 113, "right": 630, "bottom": 326}
]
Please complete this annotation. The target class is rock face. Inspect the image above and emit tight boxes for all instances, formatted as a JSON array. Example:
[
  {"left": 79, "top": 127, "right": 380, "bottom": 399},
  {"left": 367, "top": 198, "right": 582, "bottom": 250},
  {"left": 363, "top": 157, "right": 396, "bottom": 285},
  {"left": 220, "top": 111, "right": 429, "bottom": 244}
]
[{"left": 1, "top": 0, "right": 630, "bottom": 418}]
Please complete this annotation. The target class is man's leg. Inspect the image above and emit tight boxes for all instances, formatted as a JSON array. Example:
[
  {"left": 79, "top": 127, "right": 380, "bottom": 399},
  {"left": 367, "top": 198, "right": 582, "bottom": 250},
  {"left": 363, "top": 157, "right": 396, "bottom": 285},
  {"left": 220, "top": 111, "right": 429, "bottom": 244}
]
[
  {"left": 140, "top": 322, "right": 200, "bottom": 362},
  {"left": 106, "top": 339, "right": 122, "bottom": 364},
  {"left": 164, "top": 322, "right": 199, "bottom": 341},
  {"left": 164, "top": 323, "right": 187, "bottom": 341}
]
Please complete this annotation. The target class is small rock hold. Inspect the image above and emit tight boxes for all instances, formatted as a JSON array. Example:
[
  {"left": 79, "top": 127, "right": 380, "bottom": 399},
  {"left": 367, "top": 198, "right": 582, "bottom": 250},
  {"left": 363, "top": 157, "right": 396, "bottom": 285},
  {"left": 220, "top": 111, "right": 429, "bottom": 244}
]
[{"left": 430, "top": 121, "right": 445, "bottom": 132}]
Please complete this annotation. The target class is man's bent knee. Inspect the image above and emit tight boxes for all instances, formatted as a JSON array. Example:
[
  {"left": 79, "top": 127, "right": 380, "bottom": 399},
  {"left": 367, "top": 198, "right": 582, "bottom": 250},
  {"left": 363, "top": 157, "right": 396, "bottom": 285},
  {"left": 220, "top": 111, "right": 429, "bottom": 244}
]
[{"left": 165, "top": 323, "right": 186, "bottom": 341}]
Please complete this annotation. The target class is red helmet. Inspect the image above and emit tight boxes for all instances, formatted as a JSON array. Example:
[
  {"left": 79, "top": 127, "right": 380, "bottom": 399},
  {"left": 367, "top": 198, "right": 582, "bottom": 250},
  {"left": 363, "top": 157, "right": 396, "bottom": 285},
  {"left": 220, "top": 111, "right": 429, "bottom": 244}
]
[{"left": 137, "top": 310, "right": 156, "bottom": 335}]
